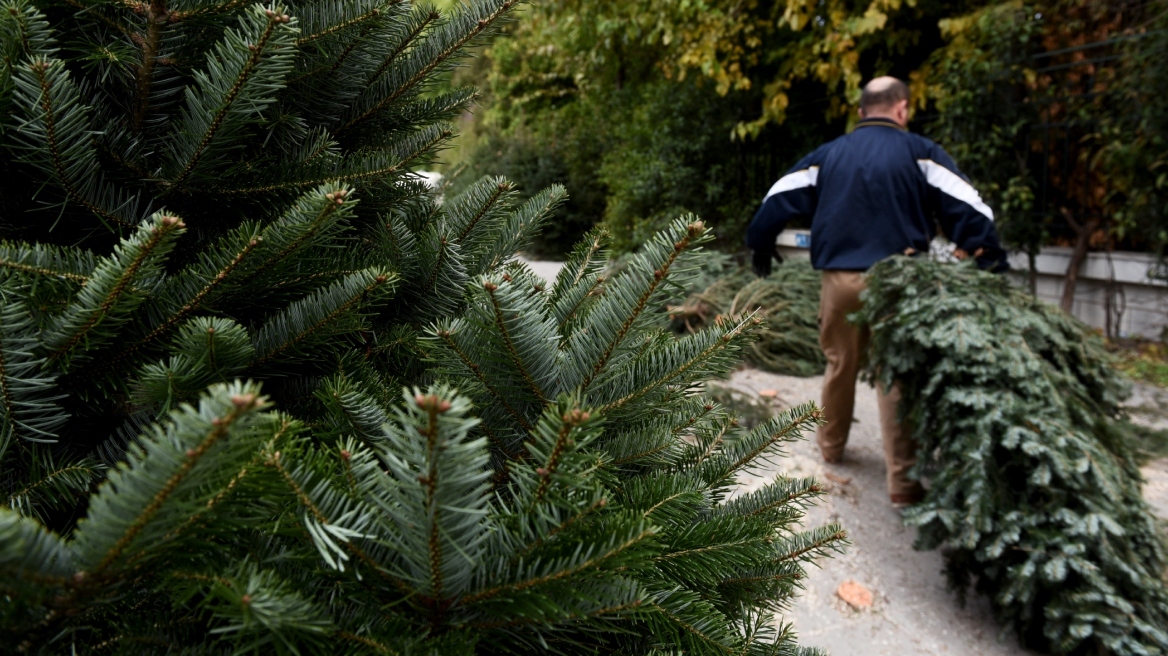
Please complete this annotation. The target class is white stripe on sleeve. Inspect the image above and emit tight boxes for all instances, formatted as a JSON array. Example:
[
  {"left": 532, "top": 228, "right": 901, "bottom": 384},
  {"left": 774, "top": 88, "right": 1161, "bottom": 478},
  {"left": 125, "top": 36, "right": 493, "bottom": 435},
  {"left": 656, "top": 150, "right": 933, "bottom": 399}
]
[
  {"left": 762, "top": 166, "right": 819, "bottom": 202},
  {"left": 917, "top": 159, "right": 994, "bottom": 221}
]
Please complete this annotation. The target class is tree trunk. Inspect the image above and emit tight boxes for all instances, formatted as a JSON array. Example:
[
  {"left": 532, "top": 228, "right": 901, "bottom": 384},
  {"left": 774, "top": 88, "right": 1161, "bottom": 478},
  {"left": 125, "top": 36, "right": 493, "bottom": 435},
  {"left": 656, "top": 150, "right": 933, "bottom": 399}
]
[
  {"left": 1059, "top": 217, "right": 1101, "bottom": 314},
  {"left": 1027, "top": 249, "right": 1038, "bottom": 296}
]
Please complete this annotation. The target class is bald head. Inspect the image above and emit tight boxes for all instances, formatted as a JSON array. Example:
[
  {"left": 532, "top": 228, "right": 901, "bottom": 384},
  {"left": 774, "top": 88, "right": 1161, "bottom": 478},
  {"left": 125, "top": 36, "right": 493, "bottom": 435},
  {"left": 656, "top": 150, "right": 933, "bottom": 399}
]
[{"left": 859, "top": 76, "right": 910, "bottom": 126}]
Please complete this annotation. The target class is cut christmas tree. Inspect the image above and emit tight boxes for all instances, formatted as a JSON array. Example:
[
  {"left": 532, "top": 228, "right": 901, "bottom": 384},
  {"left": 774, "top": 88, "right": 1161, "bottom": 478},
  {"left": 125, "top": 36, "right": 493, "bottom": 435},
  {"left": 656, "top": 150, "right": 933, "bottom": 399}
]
[
  {"left": 0, "top": 0, "right": 843, "bottom": 652},
  {"left": 859, "top": 256, "right": 1168, "bottom": 656},
  {"left": 669, "top": 260, "right": 825, "bottom": 377}
]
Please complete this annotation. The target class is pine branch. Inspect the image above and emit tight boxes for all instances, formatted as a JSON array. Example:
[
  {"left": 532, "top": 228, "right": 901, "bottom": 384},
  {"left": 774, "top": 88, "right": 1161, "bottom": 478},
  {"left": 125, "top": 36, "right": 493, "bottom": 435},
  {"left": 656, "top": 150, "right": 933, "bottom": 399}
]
[
  {"left": 162, "top": 418, "right": 293, "bottom": 542},
  {"left": 336, "top": 0, "right": 518, "bottom": 133},
  {"left": 0, "top": 300, "right": 67, "bottom": 455},
  {"left": 687, "top": 417, "right": 734, "bottom": 471},
  {"left": 235, "top": 187, "right": 352, "bottom": 287},
  {"left": 109, "top": 227, "right": 262, "bottom": 368},
  {"left": 463, "top": 596, "right": 643, "bottom": 631},
  {"left": 551, "top": 226, "right": 609, "bottom": 331},
  {"left": 596, "top": 314, "right": 757, "bottom": 413},
  {"left": 461, "top": 527, "right": 655, "bottom": 605},
  {"left": 484, "top": 281, "right": 548, "bottom": 403},
  {"left": 11, "top": 56, "right": 141, "bottom": 229},
  {"left": 430, "top": 324, "right": 534, "bottom": 432},
  {"left": 316, "top": 377, "right": 391, "bottom": 447},
  {"left": 43, "top": 214, "right": 185, "bottom": 370},
  {"left": 131, "top": 317, "right": 255, "bottom": 409},
  {"left": 370, "top": 388, "right": 492, "bottom": 601},
  {"left": 578, "top": 219, "right": 707, "bottom": 391},
  {"left": 0, "top": 241, "right": 96, "bottom": 284},
  {"left": 693, "top": 403, "right": 822, "bottom": 484},
  {"left": 713, "top": 477, "right": 824, "bottom": 521},
  {"left": 69, "top": 381, "right": 272, "bottom": 576},
  {"left": 250, "top": 269, "right": 397, "bottom": 369},
  {"left": 473, "top": 184, "right": 567, "bottom": 276},
  {"left": 450, "top": 176, "right": 513, "bottom": 243},
  {"left": 160, "top": 4, "right": 296, "bottom": 191},
  {"left": 296, "top": 1, "right": 392, "bottom": 46},
  {"left": 131, "top": 0, "right": 167, "bottom": 131},
  {"left": 511, "top": 496, "right": 607, "bottom": 563},
  {"left": 6, "top": 453, "right": 100, "bottom": 521},
  {"left": 0, "top": 509, "right": 75, "bottom": 585},
  {"left": 359, "top": 4, "right": 439, "bottom": 94},
  {"left": 0, "top": 0, "right": 55, "bottom": 128},
  {"left": 647, "top": 597, "right": 733, "bottom": 655},
  {"left": 168, "top": 0, "right": 254, "bottom": 21},
  {"left": 772, "top": 527, "right": 848, "bottom": 564},
  {"left": 59, "top": 0, "right": 132, "bottom": 37},
  {"left": 336, "top": 631, "right": 397, "bottom": 654},
  {"left": 216, "top": 126, "right": 448, "bottom": 195}
]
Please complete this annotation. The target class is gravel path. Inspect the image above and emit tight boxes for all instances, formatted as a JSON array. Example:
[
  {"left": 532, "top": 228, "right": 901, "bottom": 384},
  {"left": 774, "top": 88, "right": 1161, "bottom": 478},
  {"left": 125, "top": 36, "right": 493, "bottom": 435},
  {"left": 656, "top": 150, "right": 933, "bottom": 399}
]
[
  {"left": 724, "top": 370, "right": 1034, "bottom": 656},
  {"left": 724, "top": 369, "right": 1168, "bottom": 656}
]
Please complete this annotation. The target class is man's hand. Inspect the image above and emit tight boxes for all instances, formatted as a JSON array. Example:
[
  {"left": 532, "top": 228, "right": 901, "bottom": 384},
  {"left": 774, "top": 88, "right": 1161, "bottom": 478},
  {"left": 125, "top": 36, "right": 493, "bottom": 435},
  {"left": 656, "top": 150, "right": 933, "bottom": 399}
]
[
  {"left": 955, "top": 246, "right": 1009, "bottom": 272},
  {"left": 752, "top": 246, "right": 783, "bottom": 277}
]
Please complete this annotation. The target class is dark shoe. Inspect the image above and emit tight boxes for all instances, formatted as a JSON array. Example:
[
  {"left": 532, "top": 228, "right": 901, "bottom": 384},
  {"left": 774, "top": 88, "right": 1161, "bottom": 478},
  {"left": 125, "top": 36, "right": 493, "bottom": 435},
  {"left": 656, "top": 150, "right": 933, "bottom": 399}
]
[{"left": 890, "top": 490, "right": 925, "bottom": 509}]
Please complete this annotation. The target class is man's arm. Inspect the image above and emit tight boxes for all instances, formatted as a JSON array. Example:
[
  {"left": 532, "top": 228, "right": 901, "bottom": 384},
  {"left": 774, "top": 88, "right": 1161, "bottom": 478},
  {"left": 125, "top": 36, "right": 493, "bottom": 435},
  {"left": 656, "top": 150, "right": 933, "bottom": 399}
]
[
  {"left": 918, "top": 145, "right": 1009, "bottom": 271},
  {"left": 745, "top": 148, "right": 824, "bottom": 276}
]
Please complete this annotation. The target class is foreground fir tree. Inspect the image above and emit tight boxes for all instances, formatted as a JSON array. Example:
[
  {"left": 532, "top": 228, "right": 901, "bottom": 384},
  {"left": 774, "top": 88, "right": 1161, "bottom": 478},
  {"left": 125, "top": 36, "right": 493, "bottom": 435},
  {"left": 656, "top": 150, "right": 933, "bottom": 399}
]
[
  {"left": 0, "top": 0, "right": 844, "bottom": 651},
  {"left": 859, "top": 257, "right": 1168, "bottom": 656}
]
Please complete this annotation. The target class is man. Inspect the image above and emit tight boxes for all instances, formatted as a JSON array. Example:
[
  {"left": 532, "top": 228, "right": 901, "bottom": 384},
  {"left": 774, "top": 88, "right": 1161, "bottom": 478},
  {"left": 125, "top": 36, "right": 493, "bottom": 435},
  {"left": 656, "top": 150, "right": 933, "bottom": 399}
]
[{"left": 745, "top": 76, "right": 1006, "bottom": 507}]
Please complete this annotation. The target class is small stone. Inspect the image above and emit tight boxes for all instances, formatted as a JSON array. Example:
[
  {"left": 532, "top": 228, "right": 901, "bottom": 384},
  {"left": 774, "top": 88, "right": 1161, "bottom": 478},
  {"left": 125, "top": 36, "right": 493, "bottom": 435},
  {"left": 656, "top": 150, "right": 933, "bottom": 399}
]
[
  {"left": 836, "top": 579, "right": 873, "bottom": 609},
  {"left": 758, "top": 389, "right": 778, "bottom": 399}
]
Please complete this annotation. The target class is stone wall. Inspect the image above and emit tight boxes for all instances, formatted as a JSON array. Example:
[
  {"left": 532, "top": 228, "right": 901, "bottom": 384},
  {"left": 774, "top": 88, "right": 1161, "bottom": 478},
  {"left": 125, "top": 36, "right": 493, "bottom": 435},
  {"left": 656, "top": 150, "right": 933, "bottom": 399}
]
[{"left": 775, "top": 230, "right": 1168, "bottom": 338}]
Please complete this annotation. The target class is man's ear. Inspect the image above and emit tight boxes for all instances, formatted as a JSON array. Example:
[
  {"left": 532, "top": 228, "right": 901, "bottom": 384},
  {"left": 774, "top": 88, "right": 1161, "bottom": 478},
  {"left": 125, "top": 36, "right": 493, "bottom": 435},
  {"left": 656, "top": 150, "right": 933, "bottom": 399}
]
[{"left": 858, "top": 106, "right": 866, "bottom": 118}]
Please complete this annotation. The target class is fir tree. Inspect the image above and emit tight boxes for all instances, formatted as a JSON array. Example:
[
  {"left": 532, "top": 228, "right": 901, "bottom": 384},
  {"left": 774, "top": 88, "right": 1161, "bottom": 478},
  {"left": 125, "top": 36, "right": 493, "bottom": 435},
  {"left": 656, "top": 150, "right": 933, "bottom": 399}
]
[
  {"left": 859, "top": 256, "right": 1168, "bottom": 656},
  {"left": 0, "top": 0, "right": 844, "bottom": 652}
]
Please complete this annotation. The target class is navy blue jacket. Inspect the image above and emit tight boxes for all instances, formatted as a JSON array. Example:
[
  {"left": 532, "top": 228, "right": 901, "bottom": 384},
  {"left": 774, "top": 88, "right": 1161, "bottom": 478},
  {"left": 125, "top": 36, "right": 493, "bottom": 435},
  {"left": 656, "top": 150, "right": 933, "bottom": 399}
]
[{"left": 745, "top": 117, "right": 1007, "bottom": 271}]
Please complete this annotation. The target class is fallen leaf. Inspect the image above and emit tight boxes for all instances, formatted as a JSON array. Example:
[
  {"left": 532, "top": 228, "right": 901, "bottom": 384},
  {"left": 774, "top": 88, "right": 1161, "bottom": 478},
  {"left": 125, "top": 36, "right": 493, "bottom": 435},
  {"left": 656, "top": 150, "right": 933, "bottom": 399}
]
[{"left": 836, "top": 579, "right": 873, "bottom": 609}]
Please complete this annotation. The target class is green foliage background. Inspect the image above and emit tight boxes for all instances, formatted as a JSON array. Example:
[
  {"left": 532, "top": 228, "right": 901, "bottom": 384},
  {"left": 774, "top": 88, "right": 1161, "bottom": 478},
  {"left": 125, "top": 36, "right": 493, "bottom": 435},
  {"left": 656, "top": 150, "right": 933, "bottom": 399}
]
[{"left": 444, "top": 0, "right": 1168, "bottom": 266}]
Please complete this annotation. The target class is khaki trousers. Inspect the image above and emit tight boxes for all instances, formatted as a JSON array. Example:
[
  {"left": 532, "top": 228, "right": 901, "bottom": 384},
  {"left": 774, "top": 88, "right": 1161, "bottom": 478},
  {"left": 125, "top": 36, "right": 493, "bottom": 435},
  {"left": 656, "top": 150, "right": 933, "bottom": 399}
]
[{"left": 817, "top": 271, "right": 922, "bottom": 496}]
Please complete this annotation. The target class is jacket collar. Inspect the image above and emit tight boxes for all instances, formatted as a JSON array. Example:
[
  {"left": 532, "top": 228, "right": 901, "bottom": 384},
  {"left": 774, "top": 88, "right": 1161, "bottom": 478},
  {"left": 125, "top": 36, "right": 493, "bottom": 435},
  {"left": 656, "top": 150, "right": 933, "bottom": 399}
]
[{"left": 855, "top": 116, "right": 907, "bottom": 131}]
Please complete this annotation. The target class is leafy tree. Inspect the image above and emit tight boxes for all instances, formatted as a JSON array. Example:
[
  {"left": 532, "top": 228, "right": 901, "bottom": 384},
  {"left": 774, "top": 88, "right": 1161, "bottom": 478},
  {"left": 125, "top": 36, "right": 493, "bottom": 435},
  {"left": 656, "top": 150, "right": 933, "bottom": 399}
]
[
  {"left": 0, "top": 0, "right": 843, "bottom": 651},
  {"left": 1098, "top": 0, "right": 1168, "bottom": 279},
  {"left": 917, "top": 2, "right": 1045, "bottom": 289},
  {"left": 922, "top": 0, "right": 1168, "bottom": 305},
  {"left": 859, "top": 256, "right": 1168, "bottom": 656}
]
